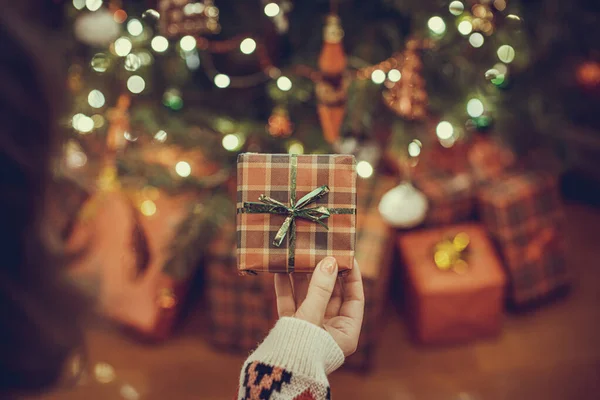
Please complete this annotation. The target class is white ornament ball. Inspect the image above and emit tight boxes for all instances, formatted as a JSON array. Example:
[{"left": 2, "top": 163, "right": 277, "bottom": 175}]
[
  {"left": 74, "top": 10, "right": 121, "bottom": 47},
  {"left": 378, "top": 182, "right": 428, "bottom": 228}
]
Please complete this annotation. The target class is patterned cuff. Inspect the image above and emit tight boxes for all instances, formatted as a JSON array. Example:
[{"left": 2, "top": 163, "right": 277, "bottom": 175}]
[{"left": 245, "top": 317, "right": 345, "bottom": 381}]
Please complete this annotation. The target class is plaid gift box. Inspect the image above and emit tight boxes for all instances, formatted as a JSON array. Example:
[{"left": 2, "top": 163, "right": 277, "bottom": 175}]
[
  {"left": 397, "top": 223, "right": 506, "bottom": 345},
  {"left": 414, "top": 170, "right": 475, "bottom": 226},
  {"left": 468, "top": 135, "right": 517, "bottom": 185},
  {"left": 237, "top": 153, "right": 357, "bottom": 274},
  {"left": 477, "top": 172, "right": 569, "bottom": 305},
  {"left": 345, "top": 177, "right": 395, "bottom": 370}
]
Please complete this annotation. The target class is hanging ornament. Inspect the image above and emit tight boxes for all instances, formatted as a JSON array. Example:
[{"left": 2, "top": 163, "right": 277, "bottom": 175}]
[
  {"left": 159, "top": 0, "right": 220, "bottom": 38},
  {"left": 106, "top": 94, "right": 131, "bottom": 159},
  {"left": 316, "top": 14, "right": 348, "bottom": 144},
  {"left": 378, "top": 182, "right": 428, "bottom": 228},
  {"left": 267, "top": 107, "right": 293, "bottom": 137},
  {"left": 576, "top": 61, "right": 600, "bottom": 91},
  {"left": 383, "top": 39, "right": 428, "bottom": 121},
  {"left": 74, "top": 8, "right": 121, "bottom": 47}
]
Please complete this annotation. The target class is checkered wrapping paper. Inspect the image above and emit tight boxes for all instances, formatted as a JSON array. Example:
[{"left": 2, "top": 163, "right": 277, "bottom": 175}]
[
  {"left": 477, "top": 172, "right": 569, "bottom": 304},
  {"left": 237, "top": 154, "right": 357, "bottom": 274},
  {"left": 414, "top": 169, "right": 475, "bottom": 226}
]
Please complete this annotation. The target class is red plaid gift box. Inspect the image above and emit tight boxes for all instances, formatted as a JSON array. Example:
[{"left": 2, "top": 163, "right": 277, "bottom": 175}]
[
  {"left": 477, "top": 172, "right": 570, "bottom": 305},
  {"left": 413, "top": 170, "right": 475, "bottom": 226},
  {"left": 237, "top": 153, "right": 357, "bottom": 274}
]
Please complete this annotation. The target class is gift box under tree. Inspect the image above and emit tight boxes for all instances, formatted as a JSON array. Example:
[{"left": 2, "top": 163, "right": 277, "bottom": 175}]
[
  {"left": 477, "top": 171, "right": 569, "bottom": 306},
  {"left": 397, "top": 223, "right": 506, "bottom": 345}
]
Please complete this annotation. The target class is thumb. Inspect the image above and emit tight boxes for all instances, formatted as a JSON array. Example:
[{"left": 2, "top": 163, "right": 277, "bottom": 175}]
[{"left": 296, "top": 257, "right": 338, "bottom": 326}]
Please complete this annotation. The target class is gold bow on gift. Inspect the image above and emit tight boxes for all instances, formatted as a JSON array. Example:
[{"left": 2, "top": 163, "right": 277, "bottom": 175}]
[{"left": 433, "top": 232, "right": 471, "bottom": 275}]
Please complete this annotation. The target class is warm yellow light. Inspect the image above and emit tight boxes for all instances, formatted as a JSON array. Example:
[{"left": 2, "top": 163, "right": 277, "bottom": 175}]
[
  {"left": 436, "top": 121, "right": 454, "bottom": 140},
  {"left": 73, "top": 0, "right": 85, "bottom": 10},
  {"left": 73, "top": 114, "right": 94, "bottom": 133},
  {"left": 222, "top": 134, "right": 240, "bottom": 151},
  {"left": 469, "top": 32, "right": 484, "bottom": 48},
  {"left": 140, "top": 200, "right": 157, "bottom": 216},
  {"left": 497, "top": 45, "right": 515, "bottom": 63},
  {"left": 388, "top": 69, "right": 402, "bottom": 82},
  {"left": 408, "top": 140, "right": 422, "bottom": 157},
  {"left": 494, "top": 63, "right": 508, "bottom": 75},
  {"left": 124, "top": 53, "right": 141, "bottom": 71},
  {"left": 356, "top": 161, "right": 374, "bottom": 179},
  {"left": 288, "top": 141, "right": 304, "bottom": 155},
  {"left": 87, "top": 90, "right": 104, "bottom": 109},
  {"left": 493, "top": 0, "right": 507, "bottom": 11},
  {"left": 175, "top": 161, "right": 191, "bottom": 177},
  {"left": 91, "top": 114, "right": 105, "bottom": 128},
  {"left": 276, "top": 76, "right": 292, "bottom": 91},
  {"left": 457, "top": 20, "right": 473, "bottom": 35},
  {"left": 449, "top": 1, "right": 464, "bottom": 15},
  {"left": 180, "top": 35, "right": 197, "bottom": 52},
  {"left": 85, "top": 0, "right": 102, "bottom": 12},
  {"left": 114, "top": 37, "right": 132, "bottom": 57},
  {"left": 154, "top": 130, "right": 167, "bottom": 143},
  {"left": 214, "top": 74, "right": 230, "bottom": 88},
  {"left": 240, "top": 38, "right": 257, "bottom": 55},
  {"left": 94, "top": 363, "right": 115, "bottom": 384},
  {"left": 466, "top": 98, "right": 484, "bottom": 118},
  {"left": 127, "top": 19, "right": 143, "bottom": 36},
  {"left": 127, "top": 75, "right": 145, "bottom": 94},
  {"left": 371, "top": 69, "right": 386, "bottom": 84},
  {"left": 428, "top": 16, "right": 446, "bottom": 35},
  {"left": 264, "top": 3, "right": 280, "bottom": 17},
  {"left": 151, "top": 36, "right": 169, "bottom": 53}
]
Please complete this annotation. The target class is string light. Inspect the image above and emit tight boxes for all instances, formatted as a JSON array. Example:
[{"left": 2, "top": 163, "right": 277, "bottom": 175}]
[
  {"left": 87, "top": 89, "right": 105, "bottom": 108},
  {"left": 427, "top": 16, "right": 446, "bottom": 35},
  {"left": 287, "top": 141, "right": 304, "bottom": 155},
  {"left": 449, "top": 1, "right": 464, "bottom": 15},
  {"left": 457, "top": 20, "right": 473, "bottom": 35},
  {"left": 127, "top": 75, "right": 145, "bottom": 94},
  {"left": 85, "top": 0, "right": 102, "bottom": 12},
  {"left": 140, "top": 200, "right": 157, "bottom": 216},
  {"left": 214, "top": 74, "right": 230, "bottom": 88},
  {"left": 73, "top": 114, "right": 94, "bottom": 133},
  {"left": 264, "top": 3, "right": 280, "bottom": 17},
  {"left": 151, "top": 36, "right": 169, "bottom": 53},
  {"left": 276, "top": 76, "right": 292, "bottom": 91},
  {"left": 175, "top": 161, "right": 192, "bottom": 177},
  {"left": 154, "top": 130, "right": 167, "bottom": 143},
  {"left": 466, "top": 98, "right": 484, "bottom": 118},
  {"left": 356, "top": 161, "right": 374, "bottom": 179},
  {"left": 180, "top": 35, "right": 197, "bottom": 52},
  {"left": 497, "top": 45, "right": 515, "bottom": 63},
  {"left": 408, "top": 139, "right": 422, "bottom": 157},
  {"left": 371, "top": 69, "right": 386, "bottom": 84},
  {"left": 222, "top": 134, "right": 240, "bottom": 151},
  {"left": 127, "top": 19, "right": 143, "bottom": 36},
  {"left": 388, "top": 69, "right": 401, "bottom": 82},
  {"left": 436, "top": 121, "right": 454, "bottom": 140},
  {"left": 73, "top": 0, "right": 85, "bottom": 10},
  {"left": 240, "top": 38, "right": 257, "bottom": 55},
  {"left": 469, "top": 33, "right": 484, "bottom": 48},
  {"left": 114, "top": 37, "right": 132, "bottom": 57}
]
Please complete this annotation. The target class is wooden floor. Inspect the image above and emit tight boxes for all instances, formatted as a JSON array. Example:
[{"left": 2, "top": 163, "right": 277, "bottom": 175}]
[{"left": 36, "top": 204, "right": 600, "bottom": 400}]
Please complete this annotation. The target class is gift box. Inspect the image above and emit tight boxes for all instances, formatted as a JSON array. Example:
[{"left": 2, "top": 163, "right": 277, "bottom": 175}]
[
  {"left": 345, "top": 177, "right": 395, "bottom": 370},
  {"left": 397, "top": 223, "right": 506, "bottom": 345},
  {"left": 413, "top": 169, "right": 475, "bottom": 226},
  {"left": 477, "top": 172, "right": 569, "bottom": 305},
  {"left": 236, "top": 153, "right": 357, "bottom": 274},
  {"left": 468, "top": 135, "right": 516, "bottom": 185}
]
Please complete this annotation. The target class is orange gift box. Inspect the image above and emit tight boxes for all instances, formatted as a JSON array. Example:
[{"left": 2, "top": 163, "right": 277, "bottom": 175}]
[{"left": 398, "top": 223, "right": 506, "bottom": 345}]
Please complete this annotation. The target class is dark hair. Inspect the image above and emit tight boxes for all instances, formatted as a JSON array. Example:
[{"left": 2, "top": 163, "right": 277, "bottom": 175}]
[{"left": 0, "top": 5, "right": 87, "bottom": 396}]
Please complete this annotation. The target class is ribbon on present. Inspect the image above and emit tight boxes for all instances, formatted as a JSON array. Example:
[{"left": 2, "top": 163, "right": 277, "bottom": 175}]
[{"left": 237, "top": 154, "right": 355, "bottom": 272}]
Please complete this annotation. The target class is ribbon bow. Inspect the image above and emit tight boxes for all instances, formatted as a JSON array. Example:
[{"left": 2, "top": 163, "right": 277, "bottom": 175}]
[{"left": 238, "top": 154, "right": 355, "bottom": 272}]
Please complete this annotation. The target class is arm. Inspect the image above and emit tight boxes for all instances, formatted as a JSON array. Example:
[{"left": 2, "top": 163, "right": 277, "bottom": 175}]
[{"left": 237, "top": 258, "right": 364, "bottom": 400}]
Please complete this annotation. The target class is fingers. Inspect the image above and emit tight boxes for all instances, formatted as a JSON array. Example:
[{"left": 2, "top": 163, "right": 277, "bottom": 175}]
[
  {"left": 291, "top": 274, "right": 310, "bottom": 308},
  {"left": 324, "top": 278, "right": 343, "bottom": 320},
  {"left": 296, "top": 257, "right": 338, "bottom": 326},
  {"left": 339, "top": 259, "right": 365, "bottom": 324},
  {"left": 274, "top": 274, "right": 296, "bottom": 317}
]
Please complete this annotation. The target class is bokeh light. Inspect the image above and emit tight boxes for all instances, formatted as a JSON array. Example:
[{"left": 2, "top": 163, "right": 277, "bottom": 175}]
[
  {"left": 276, "top": 76, "right": 292, "bottom": 91},
  {"left": 449, "top": 1, "right": 464, "bottom": 15},
  {"left": 140, "top": 200, "right": 157, "bottom": 216},
  {"left": 127, "top": 19, "right": 143, "bottom": 36},
  {"left": 458, "top": 20, "right": 473, "bottom": 35},
  {"left": 357, "top": 161, "right": 374, "bottom": 179},
  {"left": 114, "top": 37, "right": 132, "bottom": 57},
  {"left": 124, "top": 131, "right": 137, "bottom": 142},
  {"left": 467, "top": 98, "right": 484, "bottom": 118},
  {"left": 428, "top": 16, "right": 446, "bottom": 35},
  {"left": 214, "top": 74, "right": 231, "bottom": 88},
  {"left": 180, "top": 35, "right": 197, "bottom": 52},
  {"left": 91, "top": 53, "right": 110, "bottom": 72},
  {"left": 497, "top": 45, "right": 515, "bottom": 63},
  {"left": 87, "top": 89, "right": 105, "bottom": 108},
  {"left": 151, "top": 36, "right": 169, "bottom": 53},
  {"left": 127, "top": 75, "right": 145, "bottom": 94},
  {"left": 73, "top": 0, "right": 85, "bottom": 11},
  {"left": 388, "top": 69, "right": 402, "bottom": 82},
  {"left": 264, "top": 3, "right": 280, "bottom": 17},
  {"left": 154, "top": 130, "right": 168, "bottom": 143},
  {"left": 222, "top": 134, "right": 240, "bottom": 151},
  {"left": 436, "top": 121, "right": 454, "bottom": 140},
  {"left": 371, "top": 69, "right": 386, "bottom": 84},
  {"left": 85, "top": 0, "right": 102, "bottom": 12},
  {"left": 124, "top": 53, "right": 141, "bottom": 71},
  {"left": 175, "top": 161, "right": 192, "bottom": 177},
  {"left": 287, "top": 141, "right": 304, "bottom": 155},
  {"left": 469, "top": 32, "right": 485, "bottom": 48},
  {"left": 240, "top": 38, "right": 257, "bottom": 55},
  {"left": 408, "top": 139, "right": 422, "bottom": 157}
]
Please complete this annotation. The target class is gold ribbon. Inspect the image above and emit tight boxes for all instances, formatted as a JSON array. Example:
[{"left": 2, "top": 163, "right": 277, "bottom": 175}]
[{"left": 237, "top": 154, "right": 355, "bottom": 272}]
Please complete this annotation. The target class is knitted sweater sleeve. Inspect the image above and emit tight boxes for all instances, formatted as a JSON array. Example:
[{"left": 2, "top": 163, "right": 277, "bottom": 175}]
[{"left": 237, "top": 317, "right": 345, "bottom": 400}]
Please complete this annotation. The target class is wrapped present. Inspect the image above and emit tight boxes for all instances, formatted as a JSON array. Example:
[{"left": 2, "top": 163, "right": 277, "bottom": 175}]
[
  {"left": 397, "top": 223, "right": 506, "bottom": 345},
  {"left": 413, "top": 170, "right": 475, "bottom": 226},
  {"left": 236, "top": 153, "right": 357, "bottom": 274},
  {"left": 477, "top": 172, "right": 569, "bottom": 305},
  {"left": 468, "top": 135, "right": 516, "bottom": 185}
]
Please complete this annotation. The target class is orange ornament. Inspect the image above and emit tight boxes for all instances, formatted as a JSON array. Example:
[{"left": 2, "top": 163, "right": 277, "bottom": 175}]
[
  {"left": 576, "top": 61, "right": 600, "bottom": 89},
  {"left": 267, "top": 107, "right": 293, "bottom": 137},
  {"left": 316, "top": 14, "right": 347, "bottom": 144}
]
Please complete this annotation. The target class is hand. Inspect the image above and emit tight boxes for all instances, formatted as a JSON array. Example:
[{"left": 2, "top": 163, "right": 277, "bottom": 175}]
[{"left": 274, "top": 257, "right": 364, "bottom": 357}]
